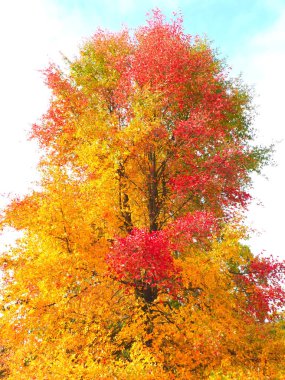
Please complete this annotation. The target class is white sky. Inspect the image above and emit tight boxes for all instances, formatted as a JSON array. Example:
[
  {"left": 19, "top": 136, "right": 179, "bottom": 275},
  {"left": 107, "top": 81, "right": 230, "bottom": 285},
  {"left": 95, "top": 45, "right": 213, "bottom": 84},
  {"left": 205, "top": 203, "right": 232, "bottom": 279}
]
[
  {"left": 233, "top": 7, "right": 285, "bottom": 259},
  {"left": 0, "top": 0, "right": 284, "bottom": 259}
]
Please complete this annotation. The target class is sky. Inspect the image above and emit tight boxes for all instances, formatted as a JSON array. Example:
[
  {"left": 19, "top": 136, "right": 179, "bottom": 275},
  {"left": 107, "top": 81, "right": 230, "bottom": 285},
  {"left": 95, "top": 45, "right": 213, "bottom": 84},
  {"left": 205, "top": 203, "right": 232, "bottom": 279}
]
[{"left": 0, "top": 0, "right": 284, "bottom": 258}]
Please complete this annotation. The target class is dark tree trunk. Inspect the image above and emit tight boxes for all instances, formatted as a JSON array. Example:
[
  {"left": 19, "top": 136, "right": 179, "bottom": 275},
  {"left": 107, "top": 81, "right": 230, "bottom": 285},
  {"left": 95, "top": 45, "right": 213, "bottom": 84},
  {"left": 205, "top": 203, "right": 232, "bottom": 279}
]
[{"left": 117, "top": 162, "right": 133, "bottom": 233}]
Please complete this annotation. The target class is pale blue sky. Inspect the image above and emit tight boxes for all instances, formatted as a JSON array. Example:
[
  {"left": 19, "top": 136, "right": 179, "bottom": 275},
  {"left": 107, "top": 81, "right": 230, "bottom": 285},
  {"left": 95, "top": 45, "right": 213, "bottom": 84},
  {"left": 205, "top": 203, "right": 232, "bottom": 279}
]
[
  {"left": 0, "top": 0, "right": 285, "bottom": 258},
  {"left": 53, "top": 0, "right": 280, "bottom": 56}
]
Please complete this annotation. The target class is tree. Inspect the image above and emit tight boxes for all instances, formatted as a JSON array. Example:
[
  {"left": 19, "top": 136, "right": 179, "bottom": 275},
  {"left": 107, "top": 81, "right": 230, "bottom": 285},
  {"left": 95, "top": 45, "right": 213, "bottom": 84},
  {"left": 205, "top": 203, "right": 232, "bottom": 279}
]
[{"left": 1, "top": 10, "right": 284, "bottom": 379}]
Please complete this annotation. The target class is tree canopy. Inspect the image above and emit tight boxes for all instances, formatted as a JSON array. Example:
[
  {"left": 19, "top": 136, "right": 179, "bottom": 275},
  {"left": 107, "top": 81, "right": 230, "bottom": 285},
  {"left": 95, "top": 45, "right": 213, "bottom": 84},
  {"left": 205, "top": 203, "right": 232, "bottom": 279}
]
[{"left": 1, "top": 10, "right": 284, "bottom": 379}]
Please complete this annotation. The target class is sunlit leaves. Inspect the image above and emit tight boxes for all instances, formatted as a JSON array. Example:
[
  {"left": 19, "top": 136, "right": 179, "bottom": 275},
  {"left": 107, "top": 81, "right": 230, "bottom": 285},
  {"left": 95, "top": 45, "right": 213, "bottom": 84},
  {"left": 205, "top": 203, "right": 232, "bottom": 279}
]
[{"left": 0, "top": 9, "right": 284, "bottom": 380}]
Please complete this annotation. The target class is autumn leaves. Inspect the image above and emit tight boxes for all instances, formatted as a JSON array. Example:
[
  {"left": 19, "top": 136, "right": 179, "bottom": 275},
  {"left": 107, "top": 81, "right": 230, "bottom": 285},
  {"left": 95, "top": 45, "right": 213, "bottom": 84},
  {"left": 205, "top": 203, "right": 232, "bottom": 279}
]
[{"left": 0, "top": 10, "right": 284, "bottom": 379}]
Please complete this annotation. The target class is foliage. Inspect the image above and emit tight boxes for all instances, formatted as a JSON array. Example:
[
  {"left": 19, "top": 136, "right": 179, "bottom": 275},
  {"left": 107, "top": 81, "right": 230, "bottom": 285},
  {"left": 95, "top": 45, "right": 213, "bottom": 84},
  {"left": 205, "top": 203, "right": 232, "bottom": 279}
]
[{"left": 0, "top": 9, "right": 284, "bottom": 379}]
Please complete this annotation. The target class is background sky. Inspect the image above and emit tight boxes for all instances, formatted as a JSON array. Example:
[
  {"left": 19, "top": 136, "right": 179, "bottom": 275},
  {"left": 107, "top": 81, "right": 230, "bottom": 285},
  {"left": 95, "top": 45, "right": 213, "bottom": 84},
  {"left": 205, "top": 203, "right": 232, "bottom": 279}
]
[{"left": 0, "top": 0, "right": 284, "bottom": 258}]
